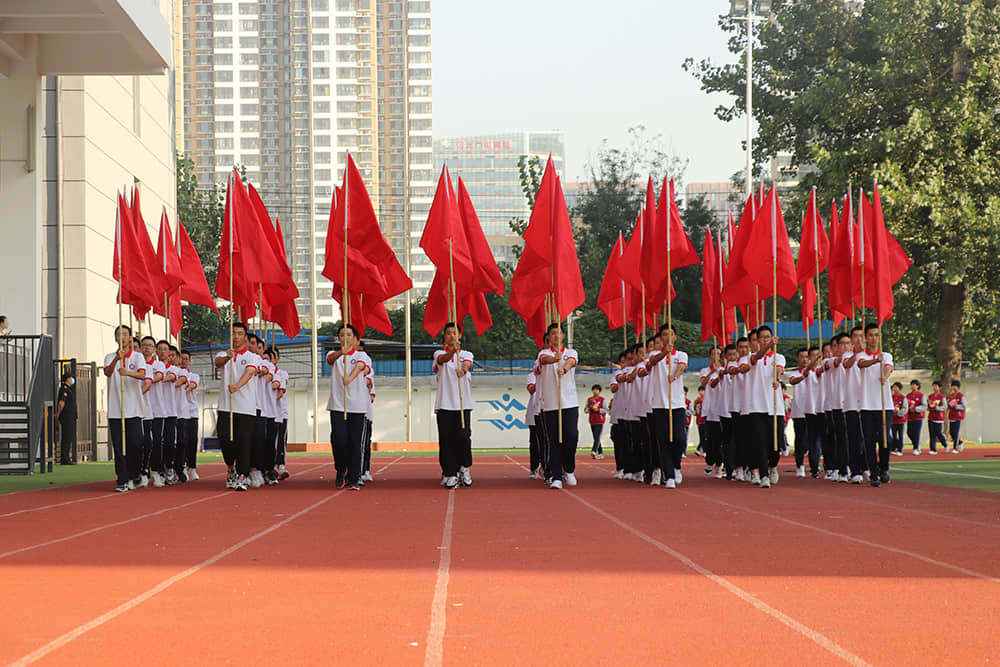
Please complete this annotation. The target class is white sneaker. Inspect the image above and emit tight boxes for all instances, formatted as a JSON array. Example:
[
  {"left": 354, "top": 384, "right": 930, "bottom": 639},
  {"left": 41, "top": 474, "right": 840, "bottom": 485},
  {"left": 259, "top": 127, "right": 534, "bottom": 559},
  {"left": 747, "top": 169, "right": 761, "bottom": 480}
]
[
  {"left": 529, "top": 469, "right": 539, "bottom": 480},
  {"left": 891, "top": 450, "right": 903, "bottom": 456},
  {"left": 443, "top": 476, "right": 459, "bottom": 489},
  {"left": 549, "top": 479, "right": 563, "bottom": 489},
  {"left": 187, "top": 468, "right": 200, "bottom": 481},
  {"left": 851, "top": 474, "right": 863, "bottom": 484},
  {"left": 613, "top": 469, "right": 625, "bottom": 479},
  {"left": 651, "top": 468, "right": 662, "bottom": 485},
  {"left": 838, "top": 473, "right": 850, "bottom": 483},
  {"left": 440, "top": 474, "right": 447, "bottom": 486},
  {"left": 863, "top": 470, "right": 870, "bottom": 481},
  {"left": 750, "top": 471, "right": 761, "bottom": 485},
  {"left": 928, "top": 450, "right": 938, "bottom": 455},
  {"left": 796, "top": 465, "right": 806, "bottom": 478},
  {"left": 734, "top": 469, "right": 745, "bottom": 482},
  {"left": 459, "top": 467, "right": 473, "bottom": 487},
  {"left": 127, "top": 479, "right": 137, "bottom": 490},
  {"left": 276, "top": 464, "right": 290, "bottom": 480},
  {"left": 250, "top": 471, "right": 264, "bottom": 488},
  {"left": 151, "top": 471, "right": 165, "bottom": 488},
  {"left": 951, "top": 448, "right": 960, "bottom": 454},
  {"left": 137, "top": 474, "right": 149, "bottom": 488},
  {"left": 760, "top": 477, "right": 771, "bottom": 489},
  {"left": 165, "top": 469, "right": 179, "bottom": 485},
  {"left": 563, "top": 472, "right": 577, "bottom": 486},
  {"left": 768, "top": 468, "right": 779, "bottom": 484},
  {"left": 707, "top": 464, "right": 717, "bottom": 477},
  {"left": 913, "top": 449, "right": 921, "bottom": 455},
  {"left": 714, "top": 466, "right": 725, "bottom": 479},
  {"left": 675, "top": 469, "right": 683, "bottom": 484},
  {"left": 665, "top": 478, "right": 676, "bottom": 489},
  {"left": 634, "top": 470, "right": 645, "bottom": 483},
  {"left": 362, "top": 471, "right": 374, "bottom": 482}
]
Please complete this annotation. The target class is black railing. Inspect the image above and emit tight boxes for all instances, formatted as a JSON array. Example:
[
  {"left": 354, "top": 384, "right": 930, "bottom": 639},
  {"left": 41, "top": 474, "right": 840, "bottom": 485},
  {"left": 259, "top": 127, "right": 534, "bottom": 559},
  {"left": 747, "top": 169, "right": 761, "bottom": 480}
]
[{"left": 0, "top": 335, "right": 54, "bottom": 473}]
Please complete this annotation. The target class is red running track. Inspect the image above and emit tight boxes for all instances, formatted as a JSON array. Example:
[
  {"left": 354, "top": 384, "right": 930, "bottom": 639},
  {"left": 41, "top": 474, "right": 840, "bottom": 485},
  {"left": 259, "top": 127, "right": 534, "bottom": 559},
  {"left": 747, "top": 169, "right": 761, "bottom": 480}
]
[{"left": 1, "top": 454, "right": 998, "bottom": 666}]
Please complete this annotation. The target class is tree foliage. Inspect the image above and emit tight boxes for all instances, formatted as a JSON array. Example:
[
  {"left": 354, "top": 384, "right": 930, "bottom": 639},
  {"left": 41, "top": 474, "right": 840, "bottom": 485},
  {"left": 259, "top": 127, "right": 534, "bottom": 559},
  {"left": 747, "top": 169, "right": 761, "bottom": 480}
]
[{"left": 684, "top": 0, "right": 1000, "bottom": 380}]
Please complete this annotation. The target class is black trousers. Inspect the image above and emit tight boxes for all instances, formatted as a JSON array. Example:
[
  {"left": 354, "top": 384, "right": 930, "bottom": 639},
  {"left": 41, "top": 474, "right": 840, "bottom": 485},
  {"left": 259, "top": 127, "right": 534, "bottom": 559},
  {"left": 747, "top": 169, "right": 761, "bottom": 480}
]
[
  {"left": 793, "top": 417, "right": 808, "bottom": 467},
  {"left": 590, "top": 423, "right": 604, "bottom": 454},
  {"left": 803, "top": 413, "right": 824, "bottom": 475},
  {"left": 330, "top": 410, "right": 365, "bottom": 485},
  {"left": 861, "top": 410, "right": 892, "bottom": 476},
  {"left": 185, "top": 418, "right": 200, "bottom": 468},
  {"left": 639, "top": 415, "right": 657, "bottom": 480},
  {"left": 363, "top": 418, "right": 373, "bottom": 473},
  {"left": 696, "top": 422, "right": 706, "bottom": 454},
  {"left": 217, "top": 411, "right": 253, "bottom": 476},
  {"left": 828, "top": 410, "right": 849, "bottom": 475},
  {"left": 889, "top": 423, "right": 904, "bottom": 452},
  {"left": 623, "top": 420, "right": 642, "bottom": 474},
  {"left": 58, "top": 416, "right": 76, "bottom": 464},
  {"left": 251, "top": 413, "right": 267, "bottom": 471},
  {"left": 719, "top": 416, "right": 734, "bottom": 475},
  {"left": 275, "top": 421, "right": 287, "bottom": 465},
  {"left": 162, "top": 416, "right": 178, "bottom": 476},
  {"left": 609, "top": 423, "right": 622, "bottom": 470},
  {"left": 928, "top": 421, "right": 947, "bottom": 451},
  {"left": 705, "top": 420, "right": 722, "bottom": 467},
  {"left": 149, "top": 417, "right": 164, "bottom": 474},
  {"left": 845, "top": 410, "right": 865, "bottom": 475},
  {"left": 949, "top": 420, "right": 962, "bottom": 447},
  {"left": 542, "top": 407, "right": 578, "bottom": 480},
  {"left": 436, "top": 409, "right": 471, "bottom": 477},
  {"left": 651, "top": 408, "right": 686, "bottom": 480},
  {"left": 748, "top": 413, "right": 781, "bottom": 477},
  {"left": 257, "top": 418, "right": 278, "bottom": 474},
  {"left": 529, "top": 423, "right": 543, "bottom": 471},
  {"left": 108, "top": 417, "right": 141, "bottom": 485},
  {"left": 906, "top": 420, "right": 923, "bottom": 450},
  {"left": 174, "top": 418, "right": 190, "bottom": 476},
  {"left": 734, "top": 413, "right": 750, "bottom": 469}
]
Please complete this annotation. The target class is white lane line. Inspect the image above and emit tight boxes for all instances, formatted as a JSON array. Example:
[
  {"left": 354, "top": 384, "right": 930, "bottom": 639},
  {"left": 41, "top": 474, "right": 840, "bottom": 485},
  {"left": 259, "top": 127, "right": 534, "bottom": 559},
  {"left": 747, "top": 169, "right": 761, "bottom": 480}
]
[
  {"left": 8, "top": 457, "right": 403, "bottom": 667},
  {"left": 684, "top": 491, "right": 1000, "bottom": 584},
  {"left": 0, "top": 472, "right": 227, "bottom": 519},
  {"left": 0, "top": 462, "right": 331, "bottom": 560},
  {"left": 423, "top": 489, "right": 456, "bottom": 667},
  {"left": 567, "top": 491, "right": 871, "bottom": 666},
  {"left": 892, "top": 466, "right": 1000, "bottom": 481},
  {"left": 9, "top": 491, "right": 342, "bottom": 667},
  {"left": 502, "top": 455, "right": 869, "bottom": 666}
]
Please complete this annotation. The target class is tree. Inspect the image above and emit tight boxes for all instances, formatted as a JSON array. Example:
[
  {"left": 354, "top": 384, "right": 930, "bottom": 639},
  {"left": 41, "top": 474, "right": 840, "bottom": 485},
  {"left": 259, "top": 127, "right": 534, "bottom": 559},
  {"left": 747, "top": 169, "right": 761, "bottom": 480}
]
[
  {"left": 684, "top": 0, "right": 1000, "bottom": 383},
  {"left": 176, "top": 153, "right": 231, "bottom": 345}
]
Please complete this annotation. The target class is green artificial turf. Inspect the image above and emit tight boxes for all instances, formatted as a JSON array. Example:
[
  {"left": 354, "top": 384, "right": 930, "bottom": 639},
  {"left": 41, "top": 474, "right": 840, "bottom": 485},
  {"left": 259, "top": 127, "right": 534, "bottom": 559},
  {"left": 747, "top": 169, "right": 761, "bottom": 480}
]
[{"left": 890, "top": 459, "right": 1000, "bottom": 494}]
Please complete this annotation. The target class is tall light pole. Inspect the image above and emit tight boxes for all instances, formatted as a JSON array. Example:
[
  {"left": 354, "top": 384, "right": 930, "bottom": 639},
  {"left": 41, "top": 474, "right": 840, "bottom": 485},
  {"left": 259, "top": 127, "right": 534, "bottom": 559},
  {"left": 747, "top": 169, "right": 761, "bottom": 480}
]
[{"left": 729, "top": 0, "right": 771, "bottom": 201}]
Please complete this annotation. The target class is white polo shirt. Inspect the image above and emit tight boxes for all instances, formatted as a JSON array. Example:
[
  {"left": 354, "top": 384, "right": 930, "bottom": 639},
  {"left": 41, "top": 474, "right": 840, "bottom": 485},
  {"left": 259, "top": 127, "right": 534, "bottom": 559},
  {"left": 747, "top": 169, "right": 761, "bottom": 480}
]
[
  {"left": 257, "top": 358, "right": 277, "bottom": 419},
  {"left": 525, "top": 372, "right": 539, "bottom": 427},
  {"left": 608, "top": 377, "right": 621, "bottom": 425},
  {"left": 534, "top": 347, "right": 579, "bottom": 413},
  {"left": 746, "top": 351, "right": 786, "bottom": 416},
  {"left": 616, "top": 366, "right": 635, "bottom": 420},
  {"left": 858, "top": 350, "right": 894, "bottom": 411},
  {"left": 699, "top": 367, "right": 716, "bottom": 422},
  {"left": 162, "top": 364, "right": 183, "bottom": 417},
  {"left": 365, "top": 374, "right": 375, "bottom": 421},
  {"left": 326, "top": 349, "right": 372, "bottom": 414},
  {"left": 143, "top": 358, "right": 166, "bottom": 418},
  {"left": 185, "top": 370, "right": 201, "bottom": 420},
  {"left": 433, "top": 348, "right": 474, "bottom": 412},
  {"left": 273, "top": 368, "right": 289, "bottom": 422},
  {"left": 843, "top": 351, "right": 863, "bottom": 412},
  {"left": 650, "top": 350, "right": 688, "bottom": 410},
  {"left": 105, "top": 350, "right": 146, "bottom": 419},
  {"left": 788, "top": 369, "right": 806, "bottom": 419},
  {"left": 805, "top": 365, "right": 823, "bottom": 414},
  {"left": 217, "top": 349, "right": 260, "bottom": 416},
  {"left": 173, "top": 366, "right": 190, "bottom": 418},
  {"left": 637, "top": 360, "right": 653, "bottom": 416}
]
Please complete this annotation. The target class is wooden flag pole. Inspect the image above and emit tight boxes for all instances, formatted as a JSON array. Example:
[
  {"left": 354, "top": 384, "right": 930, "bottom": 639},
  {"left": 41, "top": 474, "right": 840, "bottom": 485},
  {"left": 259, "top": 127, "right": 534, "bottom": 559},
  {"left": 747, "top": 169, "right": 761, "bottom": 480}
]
[
  {"left": 802, "top": 211, "right": 810, "bottom": 348},
  {"left": 448, "top": 238, "right": 465, "bottom": 428},
  {"left": 228, "top": 179, "right": 234, "bottom": 444},
  {"left": 771, "top": 191, "right": 779, "bottom": 453},
  {"left": 116, "top": 199, "right": 126, "bottom": 458},
  {"left": 871, "top": 178, "right": 889, "bottom": 455},
  {"left": 342, "top": 158, "right": 350, "bottom": 420},
  {"left": 813, "top": 187, "right": 823, "bottom": 345}
]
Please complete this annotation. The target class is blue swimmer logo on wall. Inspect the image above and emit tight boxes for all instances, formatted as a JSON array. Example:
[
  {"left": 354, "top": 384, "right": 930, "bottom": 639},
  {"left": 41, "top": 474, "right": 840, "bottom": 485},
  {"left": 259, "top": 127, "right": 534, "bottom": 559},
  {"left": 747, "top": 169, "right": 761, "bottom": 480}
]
[{"left": 477, "top": 393, "right": 528, "bottom": 431}]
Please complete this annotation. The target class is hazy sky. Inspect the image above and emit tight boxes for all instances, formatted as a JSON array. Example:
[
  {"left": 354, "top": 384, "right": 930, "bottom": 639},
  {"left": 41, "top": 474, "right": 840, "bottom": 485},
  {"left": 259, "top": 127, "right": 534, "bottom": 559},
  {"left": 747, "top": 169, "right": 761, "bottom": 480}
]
[{"left": 431, "top": 0, "right": 748, "bottom": 185}]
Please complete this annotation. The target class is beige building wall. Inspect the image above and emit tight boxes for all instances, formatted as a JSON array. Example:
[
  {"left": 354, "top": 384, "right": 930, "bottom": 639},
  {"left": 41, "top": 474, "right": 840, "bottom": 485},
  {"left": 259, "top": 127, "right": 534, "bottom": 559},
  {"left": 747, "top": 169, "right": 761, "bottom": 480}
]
[{"left": 49, "top": 70, "right": 178, "bottom": 367}]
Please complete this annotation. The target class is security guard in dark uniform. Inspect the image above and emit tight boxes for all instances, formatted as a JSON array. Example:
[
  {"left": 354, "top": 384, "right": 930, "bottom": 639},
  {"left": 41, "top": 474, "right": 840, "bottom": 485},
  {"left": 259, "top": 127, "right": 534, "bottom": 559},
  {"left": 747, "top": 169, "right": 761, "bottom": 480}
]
[{"left": 55, "top": 371, "right": 77, "bottom": 465}]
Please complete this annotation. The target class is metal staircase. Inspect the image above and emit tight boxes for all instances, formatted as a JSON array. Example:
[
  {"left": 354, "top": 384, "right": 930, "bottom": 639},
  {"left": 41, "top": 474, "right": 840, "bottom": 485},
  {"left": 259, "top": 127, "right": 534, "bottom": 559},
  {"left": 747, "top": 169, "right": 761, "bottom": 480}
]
[{"left": 0, "top": 335, "right": 54, "bottom": 474}]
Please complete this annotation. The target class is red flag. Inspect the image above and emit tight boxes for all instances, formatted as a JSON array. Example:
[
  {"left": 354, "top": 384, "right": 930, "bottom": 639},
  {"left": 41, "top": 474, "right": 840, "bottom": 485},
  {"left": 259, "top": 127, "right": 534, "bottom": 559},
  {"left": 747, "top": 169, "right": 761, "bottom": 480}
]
[
  {"left": 853, "top": 188, "right": 874, "bottom": 309},
  {"left": 634, "top": 177, "right": 664, "bottom": 301},
  {"left": 716, "top": 235, "right": 737, "bottom": 341},
  {"left": 113, "top": 192, "right": 157, "bottom": 319},
  {"left": 509, "top": 155, "right": 584, "bottom": 340},
  {"left": 662, "top": 178, "right": 701, "bottom": 292},
  {"left": 796, "top": 186, "right": 830, "bottom": 285},
  {"left": 801, "top": 274, "right": 817, "bottom": 334},
  {"left": 700, "top": 229, "right": 717, "bottom": 342},
  {"left": 722, "top": 194, "right": 759, "bottom": 308},
  {"left": 828, "top": 196, "right": 853, "bottom": 327},
  {"left": 265, "top": 219, "right": 301, "bottom": 338},
  {"left": 420, "top": 165, "right": 474, "bottom": 288},
  {"left": 153, "top": 209, "right": 185, "bottom": 337},
  {"left": 597, "top": 231, "right": 628, "bottom": 331},
  {"left": 215, "top": 171, "right": 261, "bottom": 316},
  {"left": 175, "top": 217, "right": 218, "bottom": 312},
  {"left": 323, "top": 154, "right": 412, "bottom": 335},
  {"left": 869, "top": 181, "right": 912, "bottom": 323},
  {"left": 617, "top": 210, "right": 663, "bottom": 333},
  {"left": 743, "top": 186, "right": 798, "bottom": 300},
  {"left": 128, "top": 188, "right": 168, "bottom": 318},
  {"left": 247, "top": 182, "right": 299, "bottom": 323},
  {"left": 457, "top": 177, "right": 504, "bottom": 296}
]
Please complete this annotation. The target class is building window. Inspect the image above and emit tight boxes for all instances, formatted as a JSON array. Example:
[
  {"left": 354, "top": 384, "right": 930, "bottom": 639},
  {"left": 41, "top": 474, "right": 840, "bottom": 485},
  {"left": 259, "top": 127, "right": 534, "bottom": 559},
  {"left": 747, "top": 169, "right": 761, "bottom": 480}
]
[
  {"left": 216, "top": 154, "right": 234, "bottom": 166},
  {"left": 239, "top": 36, "right": 258, "bottom": 48},
  {"left": 239, "top": 2, "right": 257, "bottom": 14},
  {"left": 313, "top": 100, "right": 330, "bottom": 113},
  {"left": 312, "top": 67, "right": 330, "bottom": 79},
  {"left": 214, "top": 53, "right": 232, "bottom": 65},
  {"left": 408, "top": 34, "right": 431, "bottom": 47},
  {"left": 313, "top": 118, "right": 331, "bottom": 130},
  {"left": 239, "top": 19, "right": 257, "bottom": 31},
  {"left": 312, "top": 16, "right": 329, "bottom": 29},
  {"left": 214, "top": 36, "right": 232, "bottom": 48},
  {"left": 214, "top": 20, "right": 232, "bottom": 32},
  {"left": 214, "top": 103, "right": 233, "bottom": 115},
  {"left": 241, "top": 86, "right": 259, "bottom": 98},
  {"left": 214, "top": 87, "right": 233, "bottom": 98},
  {"left": 215, "top": 70, "right": 233, "bottom": 82},
  {"left": 312, "top": 49, "right": 328, "bottom": 63},
  {"left": 313, "top": 83, "right": 330, "bottom": 96},
  {"left": 314, "top": 169, "right": 331, "bottom": 181},
  {"left": 240, "top": 103, "right": 258, "bottom": 115},
  {"left": 213, "top": 3, "right": 231, "bottom": 14},
  {"left": 240, "top": 120, "right": 259, "bottom": 132},
  {"left": 312, "top": 0, "right": 329, "bottom": 9},
  {"left": 215, "top": 120, "right": 234, "bottom": 132},
  {"left": 240, "top": 53, "right": 258, "bottom": 65}
]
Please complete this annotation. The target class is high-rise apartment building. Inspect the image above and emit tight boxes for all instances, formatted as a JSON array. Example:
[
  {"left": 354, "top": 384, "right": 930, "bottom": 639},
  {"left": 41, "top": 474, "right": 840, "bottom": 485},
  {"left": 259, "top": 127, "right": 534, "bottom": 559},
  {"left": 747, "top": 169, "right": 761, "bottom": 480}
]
[
  {"left": 179, "top": 0, "right": 433, "bottom": 325},
  {"left": 431, "top": 131, "right": 565, "bottom": 272}
]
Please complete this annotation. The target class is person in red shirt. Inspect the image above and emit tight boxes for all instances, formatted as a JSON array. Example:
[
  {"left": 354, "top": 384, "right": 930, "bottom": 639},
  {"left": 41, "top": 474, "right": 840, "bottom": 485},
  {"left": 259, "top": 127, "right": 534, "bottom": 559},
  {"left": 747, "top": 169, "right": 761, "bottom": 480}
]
[
  {"left": 586, "top": 384, "right": 606, "bottom": 459},
  {"left": 890, "top": 382, "right": 907, "bottom": 455},
  {"left": 926, "top": 381, "right": 948, "bottom": 454},
  {"left": 947, "top": 380, "right": 967, "bottom": 453},
  {"left": 906, "top": 380, "right": 926, "bottom": 454}
]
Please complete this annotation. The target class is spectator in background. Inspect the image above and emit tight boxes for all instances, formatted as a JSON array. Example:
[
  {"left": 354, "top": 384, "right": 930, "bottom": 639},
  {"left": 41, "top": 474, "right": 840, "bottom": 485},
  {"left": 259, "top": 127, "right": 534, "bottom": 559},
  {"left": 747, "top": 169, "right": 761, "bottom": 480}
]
[
  {"left": 947, "top": 381, "right": 967, "bottom": 453},
  {"left": 890, "top": 382, "right": 906, "bottom": 456},
  {"left": 0, "top": 315, "right": 10, "bottom": 336},
  {"left": 55, "top": 371, "right": 77, "bottom": 465},
  {"left": 586, "top": 384, "right": 606, "bottom": 459}
]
